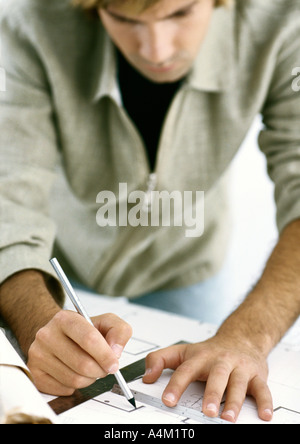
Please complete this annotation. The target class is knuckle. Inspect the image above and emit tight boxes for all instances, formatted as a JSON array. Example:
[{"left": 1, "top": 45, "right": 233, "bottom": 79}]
[
  {"left": 77, "top": 358, "right": 98, "bottom": 378},
  {"left": 206, "top": 389, "right": 223, "bottom": 402},
  {"left": 177, "top": 361, "right": 196, "bottom": 378},
  {"left": 81, "top": 329, "right": 100, "bottom": 350},
  {"left": 238, "top": 356, "right": 250, "bottom": 369},
  {"left": 196, "top": 346, "right": 211, "bottom": 361},
  {"left": 220, "top": 351, "right": 233, "bottom": 362},
  {"left": 69, "top": 373, "right": 89, "bottom": 389},
  {"left": 214, "top": 364, "right": 230, "bottom": 378},
  {"left": 103, "top": 313, "right": 118, "bottom": 323},
  {"left": 224, "top": 400, "right": 242, "bottom": 413},
  {"left": 53, "top": 310, "right": 81, "bottom": 330},
  {"left": 28, "top": 343, "right": 44, "bottom": 364},
  {"left": 120, "top": 321, "right": 133, "bottom": 339},
  {"left": 145, "top": 350, "right": 162, "bottom": 369},
  {"left": 60, "top": 387, "right": 76, "bottom": 397},
  {"left": 231, "top": 378, "right": 248, "bottom": 394},
  {"left": 146, "top": 350, "right": 158, "bottom": 362},
  {"left": 102, "top": 355, "right": 117, "bottom": 373},
  {"left": 29, "top": 367, "right": 43, "bottom": 382},
  {"left": 53, "top": 309, "right": 69, "bottom": 325},
  {"left": 31, "top": 374, "right": 48, "bottom": 393},
  {"left": 35, "top": 326, "right": 51, "bottom": 345}
]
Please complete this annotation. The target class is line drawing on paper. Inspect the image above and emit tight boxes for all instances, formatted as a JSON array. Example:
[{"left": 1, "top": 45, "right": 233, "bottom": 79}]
[{"left": 123, "top": 337, "right": 159, "bottom": 356}]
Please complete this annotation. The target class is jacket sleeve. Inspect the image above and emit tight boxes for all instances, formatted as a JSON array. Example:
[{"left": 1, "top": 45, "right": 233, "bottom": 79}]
[
  {"left": 259, "top": 22, "right": 300, "bottom": 234},
  {"left": 0, "top": 11, "right": 62, "bottom": 292}
]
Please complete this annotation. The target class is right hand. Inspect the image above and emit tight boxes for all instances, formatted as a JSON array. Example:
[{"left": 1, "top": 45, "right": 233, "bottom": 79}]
[{"left": 27, "top": 310, "right": 133, "bottom": 396}]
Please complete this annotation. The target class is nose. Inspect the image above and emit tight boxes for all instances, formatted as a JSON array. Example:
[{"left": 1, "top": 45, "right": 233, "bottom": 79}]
[{"left": 138, "top": 23, "right": 175, "bottom": 65}]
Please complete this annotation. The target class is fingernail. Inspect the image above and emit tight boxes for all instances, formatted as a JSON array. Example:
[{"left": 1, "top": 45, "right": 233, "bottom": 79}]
[
  {"left": 111, "top": 344, "right": 123, "bottom": 358},
  {"left": 163, "top": 393, "right": 177, "bottom": 405},
  {"left": 263, "top": 409, "right": 273, "bottom": 418},
  {"left": 223, "top": 410, "right": 236, "bottom": 421},
  {"left": 108, "top": 363, "right": 119, "bottom": 375},
  {"left": 206, "top": 403, "right": 218, "bottom": 416},
  {"left": 144, "top": 368, "right": 152, "bottom": 376}
]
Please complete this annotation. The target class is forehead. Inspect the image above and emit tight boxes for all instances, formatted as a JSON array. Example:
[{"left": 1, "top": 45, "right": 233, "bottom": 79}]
[{"left": 106, "top": 0, "right": 200, "bottom": 21}]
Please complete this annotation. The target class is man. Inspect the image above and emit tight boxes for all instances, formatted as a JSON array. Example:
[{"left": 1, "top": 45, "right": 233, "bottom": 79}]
[{"left": 0, "top": 0, "right": 300, "bottom": 423}]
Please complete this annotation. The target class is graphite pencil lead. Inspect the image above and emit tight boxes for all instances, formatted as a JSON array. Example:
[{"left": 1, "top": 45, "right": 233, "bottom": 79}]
[{"left": 128, "top": 398, "right": 137, "bottom": 409}]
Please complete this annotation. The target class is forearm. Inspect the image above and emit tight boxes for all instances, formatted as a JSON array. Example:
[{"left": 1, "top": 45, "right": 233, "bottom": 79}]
[
  {"left": 0, "top": 270, "right": 63, "bottom": 356},
  {"left": 218, "top": 219, "right": 300, "bottom": 356},
  {"left": 144, "top": 219, "right": 300, "bottom": 423}
]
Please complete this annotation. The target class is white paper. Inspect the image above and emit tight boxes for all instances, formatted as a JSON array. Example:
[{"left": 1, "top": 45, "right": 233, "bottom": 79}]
[
  {"left": 0, "top": 330, "right": 58, "bottom": 424},
  {"left": 54, "top": 291, "right": 300, "bottom": 424}
]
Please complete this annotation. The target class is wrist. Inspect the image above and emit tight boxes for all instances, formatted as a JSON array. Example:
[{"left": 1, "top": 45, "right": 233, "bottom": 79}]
[
  {"left": 216, "top": 299, "right": 275, "bottom": 359},
  {"left": 0, "top": 270, "right": 62, "bottom": 356}
]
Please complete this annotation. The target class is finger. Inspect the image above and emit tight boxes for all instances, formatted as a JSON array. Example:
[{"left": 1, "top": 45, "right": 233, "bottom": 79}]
[
  {"left": 161, "top": 360, "right": 201, "bottom": 407},
  {"left": 249, "top": 376, "right": 273, "bottom": 422},
  {"left": 220, "top": 369, "right": 249, "bottom": 423},
  {"left": 92, "top": 314, "right": 133, "bottom": 358},
  {"left": 57, "top": 311, "right": 119, "bottom": 375},
  {"left": 29, "top": 339, "right": 103, "bottom": 391},
  {"left": 30, "top": 368, "right": 76, "bottom": 397},
  {"left": 143, "top": 345, "right": 187, "bottom": 384},
  {"left": 36, "top": 353, "right": 99, "bottom": 389},
  {"left": 202, "top": 362, "right": 231, "bottom": 418},
  {"left": 34, "top": 317, "right": 105, "bottom": 379}
]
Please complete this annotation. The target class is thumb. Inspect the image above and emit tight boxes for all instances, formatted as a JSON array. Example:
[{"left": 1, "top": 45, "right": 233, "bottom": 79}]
[
  {"left": 143, "top": 344, "right": 187, "bottom": 384},
  {"left": 92, "top": 314, "right": 133, "bottom": 358}
]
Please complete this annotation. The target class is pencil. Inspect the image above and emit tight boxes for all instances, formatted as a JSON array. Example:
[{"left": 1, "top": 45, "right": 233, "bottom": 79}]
[{"left": 50, "top": 258, "right": 136, "bottom": 409}]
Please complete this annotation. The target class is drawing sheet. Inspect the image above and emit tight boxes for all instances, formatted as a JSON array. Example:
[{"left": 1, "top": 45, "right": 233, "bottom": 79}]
[
  {"left": 0, "top": 330, "right": 58, "bottom": 424},
  {"left": 55, "top": 291, "right": 300, "bottom": 424}
]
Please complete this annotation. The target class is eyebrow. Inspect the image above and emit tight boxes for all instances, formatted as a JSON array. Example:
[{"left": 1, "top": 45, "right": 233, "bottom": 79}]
[{"left": 106, "top": 0, "right": 199, "bottom": 24}]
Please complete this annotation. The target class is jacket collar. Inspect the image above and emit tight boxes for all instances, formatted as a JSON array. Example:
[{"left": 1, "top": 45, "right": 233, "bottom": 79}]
[
  {"left": 186, "top": 3, "right": 236, "bottom": 92},
  {"left": 91, "top": 3, "right": 236, "bottom": 102},
  {"left": 91, "top": 30, "right": 121, "bottom": 104}
]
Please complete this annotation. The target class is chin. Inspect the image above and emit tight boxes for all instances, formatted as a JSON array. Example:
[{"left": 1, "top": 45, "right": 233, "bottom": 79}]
[{"left": 139, "top": 67, "right": 189, "bottom": 84}]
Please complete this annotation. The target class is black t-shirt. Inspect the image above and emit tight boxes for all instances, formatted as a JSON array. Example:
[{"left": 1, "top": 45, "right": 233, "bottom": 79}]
[{"left": 117, "top": 51, "right": 182, "bottom": 171}]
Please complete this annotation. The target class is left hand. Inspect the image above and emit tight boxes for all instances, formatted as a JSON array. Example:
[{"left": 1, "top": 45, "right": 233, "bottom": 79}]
[{"left": 143, "top": 336, "right": 273, "bottom": 423}]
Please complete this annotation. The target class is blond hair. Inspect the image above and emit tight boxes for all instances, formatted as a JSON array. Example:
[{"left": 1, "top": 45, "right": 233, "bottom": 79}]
[{"left": 72, "top": 0, "right": 230, "bottom": 14}]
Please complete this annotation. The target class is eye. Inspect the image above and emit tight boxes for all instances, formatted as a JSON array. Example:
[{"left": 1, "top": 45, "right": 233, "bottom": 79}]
[
  {"left": 114, "top": 17, "right": 137, "bottom": 24},
  {"left": 170, "top": 2, "right": 197, "bottom": 20},
  {"left": 172, "top": 10, "right": 191, "bottom": 19},
  {"left": 108, "top": 13, "right": 139, "bottom": 25}
]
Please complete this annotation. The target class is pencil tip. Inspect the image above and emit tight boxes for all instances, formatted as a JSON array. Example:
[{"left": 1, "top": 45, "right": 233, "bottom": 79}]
[{"left": 128, "top": 398, "right": 137, "bottom": 409}]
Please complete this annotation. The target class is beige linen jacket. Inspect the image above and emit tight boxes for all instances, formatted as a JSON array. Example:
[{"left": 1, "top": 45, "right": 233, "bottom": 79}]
[{"left": 0, "top": 0, "right": 300, "bottom": 298}]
